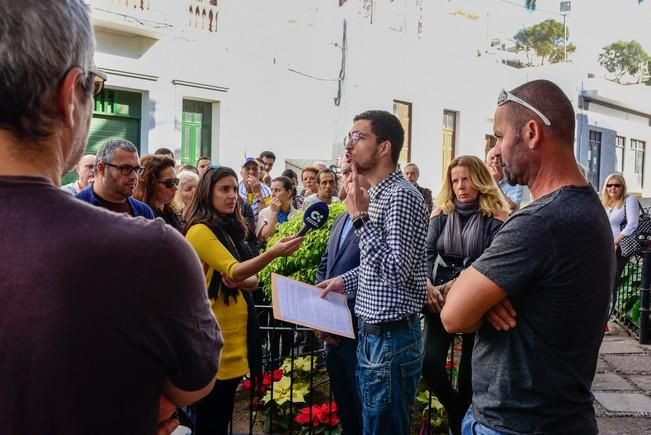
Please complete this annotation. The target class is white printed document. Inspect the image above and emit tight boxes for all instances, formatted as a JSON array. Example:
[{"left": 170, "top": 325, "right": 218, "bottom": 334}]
[{"left": 271, "top": 273, "right": 355, "bottom": 338}]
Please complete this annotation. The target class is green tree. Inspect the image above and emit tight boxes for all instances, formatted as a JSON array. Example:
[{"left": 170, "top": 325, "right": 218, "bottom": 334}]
[
  {"left": 524, "top": 0, "right": 644, "bottom": 11},
  {"left": 514, "top": 19, "right": 575, "bottom": 66},
  {"left": 598, "top": 40, "right": 650, "bottom": 84}
]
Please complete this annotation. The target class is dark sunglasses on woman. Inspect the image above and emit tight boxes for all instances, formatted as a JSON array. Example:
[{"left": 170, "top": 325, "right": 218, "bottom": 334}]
[{"left": 158, "top": 178, "right": 180, "bottom": 188}]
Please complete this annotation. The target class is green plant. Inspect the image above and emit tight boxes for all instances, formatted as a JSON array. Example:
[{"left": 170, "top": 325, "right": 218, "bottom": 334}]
[
  {"left": 260, "top": 375, "right": 310, "bottom": 433},
  {"left": 617, "top": 261, "right": 642, "bottom": 318},
  {"left": 259, "top": 202, "right": 346, "bottom": 300},
  {"left": 415, "top": 391, "right": 448, "bottom": 434}
]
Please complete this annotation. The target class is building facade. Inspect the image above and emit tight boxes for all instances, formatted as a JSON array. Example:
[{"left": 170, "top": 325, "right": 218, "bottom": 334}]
[{"left": 78, "top": 0, "right": 651, "bottom": 197}]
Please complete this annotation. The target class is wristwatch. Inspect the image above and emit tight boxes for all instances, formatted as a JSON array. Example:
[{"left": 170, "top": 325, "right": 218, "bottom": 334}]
[{"left": 352, "top": 211, "right": 369, "bottom": 229}]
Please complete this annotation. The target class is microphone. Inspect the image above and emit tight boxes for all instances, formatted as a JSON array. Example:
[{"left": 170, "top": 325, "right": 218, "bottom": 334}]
[{"left": 296, "top": 202, "right": 330, "bottom": 237}]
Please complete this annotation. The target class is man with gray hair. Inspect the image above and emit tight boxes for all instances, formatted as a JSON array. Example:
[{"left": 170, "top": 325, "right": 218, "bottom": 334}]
[
  {"left": 403, "top": 163, "right": 433, "bottom": 213},
  {"left": 0, "top": 2, "right": 222, "bottom": 434},
  {"left": 76, "top": 139, "right": 155, "bottom": 218}
]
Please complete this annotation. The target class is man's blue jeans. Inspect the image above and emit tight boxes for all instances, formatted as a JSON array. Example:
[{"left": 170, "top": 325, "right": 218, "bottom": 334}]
[
  {"left": 356, "top": 315, "right": 423, "bottom": 435},
  {"left": 462, "top": 408, "right": 510, "bottom": 435}
]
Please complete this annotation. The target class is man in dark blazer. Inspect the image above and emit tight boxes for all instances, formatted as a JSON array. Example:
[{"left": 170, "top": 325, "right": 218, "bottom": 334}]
[{"left": 315, "top": 168, "right": 364, "bottom": 435}]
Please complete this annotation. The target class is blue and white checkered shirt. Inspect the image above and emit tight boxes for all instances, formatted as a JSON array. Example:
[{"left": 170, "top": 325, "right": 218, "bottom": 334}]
[{"left": 340, "top": 170, "right": 428, "bottom": 323}]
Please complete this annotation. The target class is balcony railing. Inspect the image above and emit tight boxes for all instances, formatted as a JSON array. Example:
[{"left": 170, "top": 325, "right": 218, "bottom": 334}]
[
  {"left": 188, "top": 0, "right": 219, "bottom": 33},
  {"left": 87, "top": 0, "right": 219, "bottom": 35}
]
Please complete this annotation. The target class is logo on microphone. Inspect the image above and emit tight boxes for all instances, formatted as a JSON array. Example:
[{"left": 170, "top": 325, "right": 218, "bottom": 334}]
[{"left": 306, "top": 210, "right": 324, "bottom": 227}]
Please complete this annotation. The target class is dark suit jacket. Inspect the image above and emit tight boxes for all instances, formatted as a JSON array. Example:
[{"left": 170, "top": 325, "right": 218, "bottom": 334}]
[
  {"left": 316, "top": 213, "right": 361, "bottom": 293},
  {"left": 317, "top": 212, "right": 361, "bottom": 333}
]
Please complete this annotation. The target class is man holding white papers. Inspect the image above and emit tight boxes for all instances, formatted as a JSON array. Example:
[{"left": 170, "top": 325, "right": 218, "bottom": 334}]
[{"left": 319, "top": 110, "right": 428, "bottom": 435}]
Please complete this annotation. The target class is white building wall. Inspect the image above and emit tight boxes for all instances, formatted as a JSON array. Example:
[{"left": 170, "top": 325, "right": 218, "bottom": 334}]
[{"left": 89, "top": 0, "right": 651, "bottom": 196}]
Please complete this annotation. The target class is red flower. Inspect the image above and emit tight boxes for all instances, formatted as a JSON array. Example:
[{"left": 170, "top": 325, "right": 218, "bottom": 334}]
[
  {"left": 241, "top": 379, "right": 252, "bottom": 391},
  {"left": 262, "top": 369, "right": 284, "bottom": 388},
  {"left": 294, "top": 406, "right": 318, "bottom": 426},
  {"left": 317, "top": 402, "right": 340, "bottom": 427},
  {"left": 294, "top": 402, "right": 340, "bottom": 428}
]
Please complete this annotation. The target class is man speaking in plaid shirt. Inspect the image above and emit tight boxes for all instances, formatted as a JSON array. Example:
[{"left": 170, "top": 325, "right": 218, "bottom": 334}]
[{"left": 319, "top": 110, "right": 428, "bottom": 435}]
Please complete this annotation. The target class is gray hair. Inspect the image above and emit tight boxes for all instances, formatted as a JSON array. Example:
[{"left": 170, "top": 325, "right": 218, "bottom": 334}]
[
  {"left": 0, "top": 0, "right": 95, "bottom": 142},
  {"left": 96, "top": 139, "right": 138, "bottom": 164},
  {"left": 178, "top": 170, "right": 199, "bottom": 187},
  {"left": 404, "top": 162, "right": 420, "bottom": 177}
]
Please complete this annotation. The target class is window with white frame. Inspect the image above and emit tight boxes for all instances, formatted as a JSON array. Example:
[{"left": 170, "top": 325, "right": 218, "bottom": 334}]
[
  {"left": 393, "top": 100, "right": 412, "bottom": 166},
  {"left": 631, "top": 138, "right": 646, "bottom": 187},
  {"left": 615, "top": 136, "right": 625, "bottom": 173}
]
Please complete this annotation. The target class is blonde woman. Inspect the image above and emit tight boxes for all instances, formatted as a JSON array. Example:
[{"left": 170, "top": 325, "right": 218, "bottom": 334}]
[
  {"left": 602, "top": 173, "right": 638, "bottom": 315},
  {"left": 173, "top": 170, "right": 200, "bottom": 213},
  {"left": 423, "top": 155, "right": 508, "bottom": 434}
]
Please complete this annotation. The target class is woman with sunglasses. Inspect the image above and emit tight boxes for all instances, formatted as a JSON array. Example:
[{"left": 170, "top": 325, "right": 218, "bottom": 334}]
[
  {"left": 423, "top": 155, "right": 508, "bottom": 435},
  {"left": 134, "top": 154, "right": 183, "bottom": 232},
  {"left": 256, "top": 176, "right": 299, "bottom": 243},
  {"left": 602, "top": 173, "right": 639, "bottom": 315},
  {"left": 184, "top": 166, "right": 304, "bottom": 435}
]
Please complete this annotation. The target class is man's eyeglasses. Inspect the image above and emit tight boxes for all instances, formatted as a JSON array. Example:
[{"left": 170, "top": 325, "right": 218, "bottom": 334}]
[
  {"left": 87, "top": 68, "right": 107, "bottom": 96},
  {"left": 158, "top": 178, "right": 180, "bottom": 188},
  {"left": 346, "top": 131, "right": 372, "bottom": 146},
  {"left": 497, "top": 89, "right": 551, "bottom": 127},
  {"left": 606, "top": 184, "right": 622, "bottom": 188},
  {"left": 103, "top": 162, "right": 144, "bottom": 176}
]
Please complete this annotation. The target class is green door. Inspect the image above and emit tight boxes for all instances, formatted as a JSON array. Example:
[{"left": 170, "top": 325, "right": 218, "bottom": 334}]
[
  {"left": 181, "top": 100, "right": 212, "bottom": 165},
  {"left": 62, "top": 89, "right": 142, "bottom": 185}
]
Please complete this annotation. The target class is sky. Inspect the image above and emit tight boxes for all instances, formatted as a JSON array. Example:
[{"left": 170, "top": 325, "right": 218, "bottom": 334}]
[{"left": 453, "top": 0, "right": 651, "bottom": 69}]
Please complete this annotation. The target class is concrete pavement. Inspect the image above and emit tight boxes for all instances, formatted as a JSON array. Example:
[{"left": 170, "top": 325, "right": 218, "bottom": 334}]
[{"left": 594, "top": 321, "right": 651, "bottom": 434}]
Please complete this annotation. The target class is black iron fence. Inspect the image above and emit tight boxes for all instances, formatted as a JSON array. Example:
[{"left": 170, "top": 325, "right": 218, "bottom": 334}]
[
  {"left": 613, "top": 253, "right": 651, "bottom": 341},
  {"left": 210, "top": 307, "right": 460, "bottom": 435}
]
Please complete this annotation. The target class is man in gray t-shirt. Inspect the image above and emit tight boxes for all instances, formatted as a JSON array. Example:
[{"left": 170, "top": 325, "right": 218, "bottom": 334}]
[{"left": 441, "top": 80, "right": 613, "bottom": 434}]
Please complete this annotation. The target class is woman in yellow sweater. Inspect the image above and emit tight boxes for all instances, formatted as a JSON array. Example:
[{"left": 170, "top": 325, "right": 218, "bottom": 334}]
[{"left": 184, "top": 166, "right": 303, "bottom": 435}]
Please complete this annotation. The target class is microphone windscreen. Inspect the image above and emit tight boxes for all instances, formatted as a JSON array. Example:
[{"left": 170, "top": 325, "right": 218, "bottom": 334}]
[{"left": 296, "top": 202, "right": 330, "bottom": 236}]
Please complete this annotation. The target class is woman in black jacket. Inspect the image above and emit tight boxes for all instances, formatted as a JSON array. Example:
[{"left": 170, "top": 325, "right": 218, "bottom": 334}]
[{"left": 423, "top": 155, "right": 509, "bottom": 434}]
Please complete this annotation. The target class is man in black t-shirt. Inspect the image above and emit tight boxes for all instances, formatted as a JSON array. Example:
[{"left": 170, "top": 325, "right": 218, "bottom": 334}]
[
  {"left": 441, "top": 80, "right": 613, "bottom": 434},
  {"left": 0, "top": 2, "right": 222, "bottom": 434}
]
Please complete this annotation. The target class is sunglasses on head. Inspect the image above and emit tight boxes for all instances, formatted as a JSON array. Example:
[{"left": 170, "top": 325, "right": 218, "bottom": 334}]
[
  {"left": 158, "top": 178, "right": 180, "bottom": 188},
  {"left": 497, "top": 89, "right": 551, "bottom": 126}
]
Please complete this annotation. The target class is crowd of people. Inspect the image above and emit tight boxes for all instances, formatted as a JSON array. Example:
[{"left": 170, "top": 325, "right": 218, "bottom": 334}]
[{"left": 0, "top": 2, "right": 633, "bottom": 435}]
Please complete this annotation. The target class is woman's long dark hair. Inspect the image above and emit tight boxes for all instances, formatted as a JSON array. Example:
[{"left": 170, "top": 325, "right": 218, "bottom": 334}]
[
  {"left": 183, "top": 166, "right": 248, "bottom": 237},
  {"left": 134, "top": 154, "right": 177, "bottom": 212}
]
